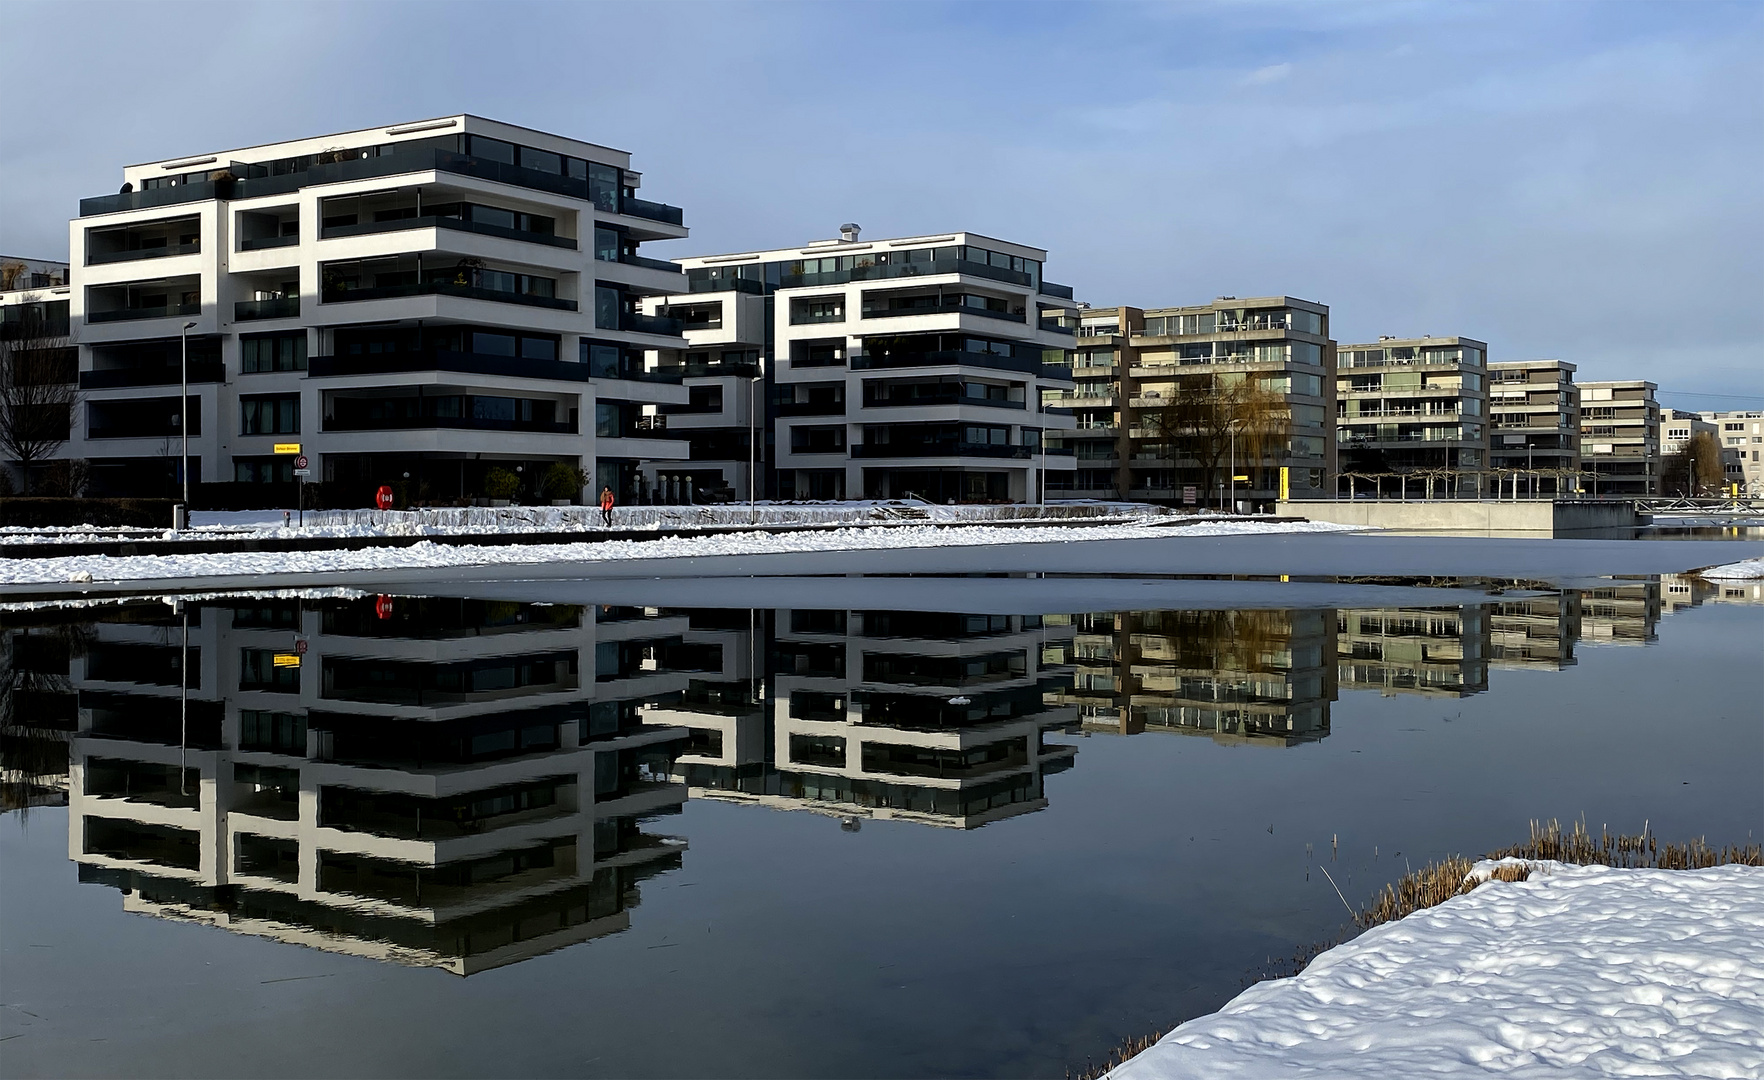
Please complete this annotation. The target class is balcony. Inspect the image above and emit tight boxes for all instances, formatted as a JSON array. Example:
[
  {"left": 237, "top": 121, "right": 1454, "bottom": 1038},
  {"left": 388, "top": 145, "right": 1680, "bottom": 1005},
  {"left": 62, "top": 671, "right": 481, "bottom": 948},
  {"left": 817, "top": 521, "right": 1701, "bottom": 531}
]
[
  {"left": 620, "top": 196, "right": 685, "bottom": 227},
  {"left": 88, "top": 241, "right": 201, "bottom": 266},
  {"left": 79, "top": 149, "right": 686, "bottom": 229},
  {"left": 86, "top": 302, "right": 201, "bottom": 324},
  {"left": 860, "top": 297, "right": 1026, "bottom": 324},
  {"left": 659, "top": 358, "right": 759, "bottom": 379},
  {"left": 322, "top": 279, "right": 576, "bottom": 311},
  {"left": 324, "top": 413, "right": 578, "bottom": 435},
  {"left": 1040, "top": 281, "right": 1075, "bottom": 300},
  {"left": 1039, "top": 319, "right": 1076, "bottom": 335},
  {"left": 620, "top": 310, "right": 682, "bottom": 336},
  {"left": 780, "top": 257, "right": 1032, "bottom": 290},
  {"left": 775, "top": 399, "right": 847, "bottom": 417},
  {"left": 851, "top": 442, "right": 1039, "bottom": 460},
  {"left": 239, "top": 234, "right": 300, "bottom": 252},
  {"left": 308, "top": 349, "right": 664, "bottom": 384},
  {"left": 863, "top": 390, "right": 1026, "bottom": 411},
  {"left": 80, "top": 360, "right": 225, "bottom": 390},
  {"left": 620, "top": 252, "right": 682, "bottom": 273},
  {"left": 320, "top": 215, "right": 578, "bottom": 250},
  {"left": 851, "top": 350, "right": 1066, "bottom": 380},
  {"left": 235, "top": 297, "right": 300, "bottom": 321},
  {"left": 686, "top": 276, "right": 764, "bottom": 295}
]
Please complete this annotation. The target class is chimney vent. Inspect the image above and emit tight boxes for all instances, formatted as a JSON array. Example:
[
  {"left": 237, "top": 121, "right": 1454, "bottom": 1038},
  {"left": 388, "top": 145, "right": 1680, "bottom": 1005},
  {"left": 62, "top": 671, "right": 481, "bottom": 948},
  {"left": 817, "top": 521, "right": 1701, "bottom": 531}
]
[{"left": 839, "top": 223, "right": 861, "bottom": 242}]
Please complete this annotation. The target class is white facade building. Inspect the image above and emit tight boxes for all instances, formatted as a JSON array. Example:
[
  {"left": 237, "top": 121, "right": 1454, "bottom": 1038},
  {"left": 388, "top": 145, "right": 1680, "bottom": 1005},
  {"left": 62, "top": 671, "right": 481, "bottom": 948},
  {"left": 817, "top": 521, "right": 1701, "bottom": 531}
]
[
  {"left": 64, "top": 116, "right": 692, "bottom": 505},
  {"left": 645, "top": 228, "right": 1078, "bottom": 503},
  {"left": 1699, "top": 410, "right": 1764, "bottom": 494}
]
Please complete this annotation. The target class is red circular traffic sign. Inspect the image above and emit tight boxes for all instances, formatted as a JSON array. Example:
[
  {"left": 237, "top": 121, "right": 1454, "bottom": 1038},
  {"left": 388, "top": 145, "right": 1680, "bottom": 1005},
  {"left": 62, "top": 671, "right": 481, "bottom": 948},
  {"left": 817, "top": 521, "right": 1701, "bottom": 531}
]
[
  {"left": 375, "top": 485, "right": 394, "bottom": 510},
  {"left": 375, "top": 595, "right": 395, "bottom": 620},
  {"left": 294, "top": 454, "right": 308, "bottom": 470}
]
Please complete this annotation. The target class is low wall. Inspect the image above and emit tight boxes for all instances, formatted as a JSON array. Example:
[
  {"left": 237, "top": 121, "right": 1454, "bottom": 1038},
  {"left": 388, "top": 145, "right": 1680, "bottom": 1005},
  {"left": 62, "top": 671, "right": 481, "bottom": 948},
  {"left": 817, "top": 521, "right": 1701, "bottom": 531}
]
[{"left": 1276, "top": 499, "right": 1641, "bottom": 537}]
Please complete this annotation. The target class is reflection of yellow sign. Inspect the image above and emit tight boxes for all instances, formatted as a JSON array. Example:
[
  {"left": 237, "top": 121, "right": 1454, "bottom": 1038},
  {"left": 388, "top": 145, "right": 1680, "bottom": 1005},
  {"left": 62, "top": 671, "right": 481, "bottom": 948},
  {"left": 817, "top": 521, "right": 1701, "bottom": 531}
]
[
  {"left": 1279, "top": 466, "right": 1290, "bottom": 500},
  {"left": 1233, "top": 475, "right": 1249, "bottom": 482},
  {"left": 272, "top": 653, "right": 301, "bottom": 668},
  {"left": 274, "top": 443, "right": 301, "bottom": 455}
]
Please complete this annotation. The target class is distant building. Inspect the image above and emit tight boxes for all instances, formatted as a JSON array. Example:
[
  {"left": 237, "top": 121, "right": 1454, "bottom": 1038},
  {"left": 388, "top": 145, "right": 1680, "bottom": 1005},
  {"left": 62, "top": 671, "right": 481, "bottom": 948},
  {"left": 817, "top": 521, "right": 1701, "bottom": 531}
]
[
  {"left": 1577, "top": 380, "right": 1660, "bottom": 496},
  {"left": 1698, "top": 410, "right": 1764, "bottom": 495},
  {"left": 1336, "top": 336, "right": 1490, "bottom": 498},
  {"left": 1047, "top": 298, "right": 1334, "bottom": 509},
  {"left": 1487, "top": 360, "right": 1580, "bottom": 495},
  {"left": 1335, "top": 607, "right": 1490, "bottom": 698}
]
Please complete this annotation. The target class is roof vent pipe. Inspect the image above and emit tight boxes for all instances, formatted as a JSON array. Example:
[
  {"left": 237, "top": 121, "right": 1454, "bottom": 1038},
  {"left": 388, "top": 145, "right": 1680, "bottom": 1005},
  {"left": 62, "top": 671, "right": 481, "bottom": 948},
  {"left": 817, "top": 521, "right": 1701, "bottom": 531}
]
[{"left": 839, "top": 223, "right": 861, "bottom": 242}]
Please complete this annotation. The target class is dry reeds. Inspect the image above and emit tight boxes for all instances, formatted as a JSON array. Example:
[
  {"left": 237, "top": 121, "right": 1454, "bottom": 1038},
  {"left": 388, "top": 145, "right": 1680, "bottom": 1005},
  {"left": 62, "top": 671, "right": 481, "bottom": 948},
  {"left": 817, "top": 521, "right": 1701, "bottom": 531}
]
[
  {"left": 1068, "top": 1031, "right": 1164, "bottom": 1080},
  {"left": 1357, "top": 819, "right": 1761, "bottom": 932}
]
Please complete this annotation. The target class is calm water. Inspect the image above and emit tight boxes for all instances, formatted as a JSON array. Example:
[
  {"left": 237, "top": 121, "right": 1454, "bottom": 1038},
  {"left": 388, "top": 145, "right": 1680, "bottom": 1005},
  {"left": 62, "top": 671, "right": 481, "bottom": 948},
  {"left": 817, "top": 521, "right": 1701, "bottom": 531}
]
[{"left": 2, "top": 573, "right": 1760, "bottom": 1079}]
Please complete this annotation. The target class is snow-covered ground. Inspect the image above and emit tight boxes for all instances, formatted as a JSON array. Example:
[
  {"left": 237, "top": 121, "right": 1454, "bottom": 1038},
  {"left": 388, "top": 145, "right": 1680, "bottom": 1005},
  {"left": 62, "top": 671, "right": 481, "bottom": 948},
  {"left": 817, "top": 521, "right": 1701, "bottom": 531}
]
[
  {"left": 1112, "top": 862, "right": 1764, "bottom": 1079},
  {"left": 0, "top": 501, "right": 1179, "bottom": 544},
  {"left": 1700, "top": 557, "right": 1764, "bottom": 580},
  {"left": 0, "top": 519, "right": 1357, "bottom": 587}
]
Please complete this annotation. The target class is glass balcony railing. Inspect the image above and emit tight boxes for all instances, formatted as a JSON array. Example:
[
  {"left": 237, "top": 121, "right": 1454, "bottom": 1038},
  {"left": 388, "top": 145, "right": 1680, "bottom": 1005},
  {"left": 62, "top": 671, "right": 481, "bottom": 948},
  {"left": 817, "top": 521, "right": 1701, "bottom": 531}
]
[
  {"left": 863, "top": 391, "right": 1027, "bottom": 410},
  {"left": 235, "top": 297, "right": 300, "bottom": 321},
  {"left": 774, "top": 399, "right": 847, "bottom": 416},
  {"left": 850, "top": 350, "right": 1071, "bottom": 381},
  {"left": 1039, "top": 281, "right": 1075, "bottom": 299},
  {"left": 80, "top": 149, "right": 686, "bottom": 228},
  {"left": 238, "top": 234, "right": 300, "bottom": 251},
  {"left": 310, "top": 350, "right": 681, "bottom": 385},
  {"left": 860, "top": 299, "right": 1026, "bottom": 324},
  {"left": 620, "top": 311, "right": 682, "bottom": 336},
  {"left": 851, "top": 442, "right": 1040, "bottom": 460},
  {"left": 79, "top": 360, "right": 224, "bottom": 389},
  {"left": 320, "top": 215, "right": 577, "bottom": 249},
  {"left": 322, "top": 280, "right": 576, "bottom": 311},
  {"left": 86, "top": 303, "right": 201, "bottom": 324},
  {"left": 686, "top": 277, "right": 764, "bottom": 295},
  {"left": 87, "top": 242, "right": 201, "bottom": 265},
  {"left": 620, "top": 252, "right": 683, "bottom": 273},
  {"left": 324, "top": 413, "right": 578, "bottom": 435},
  {"left": 780, "top": 257, "right": 1032, "bottom": 290}
]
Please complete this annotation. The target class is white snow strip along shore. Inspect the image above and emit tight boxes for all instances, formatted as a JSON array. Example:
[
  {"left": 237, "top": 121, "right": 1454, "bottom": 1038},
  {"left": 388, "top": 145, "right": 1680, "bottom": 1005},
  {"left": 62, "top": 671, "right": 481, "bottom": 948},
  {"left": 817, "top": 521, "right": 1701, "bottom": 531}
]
[
  {"left": 1, "top": 520, "right": 1359, "bottom": 587},
  {"left": 1110, "top": 861, "right": 1764, "bottom": 1079},
  {"left": 1699, "top": 557, "right": 1764, "bottom": 580}
]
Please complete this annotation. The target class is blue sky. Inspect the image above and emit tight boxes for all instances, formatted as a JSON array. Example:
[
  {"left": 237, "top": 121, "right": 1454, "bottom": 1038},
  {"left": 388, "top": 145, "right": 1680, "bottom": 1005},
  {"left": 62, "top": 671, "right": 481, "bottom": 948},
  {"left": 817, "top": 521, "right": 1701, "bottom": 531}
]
[{"left": 2, "top": 0, "right": 1758, "bottom": 403}]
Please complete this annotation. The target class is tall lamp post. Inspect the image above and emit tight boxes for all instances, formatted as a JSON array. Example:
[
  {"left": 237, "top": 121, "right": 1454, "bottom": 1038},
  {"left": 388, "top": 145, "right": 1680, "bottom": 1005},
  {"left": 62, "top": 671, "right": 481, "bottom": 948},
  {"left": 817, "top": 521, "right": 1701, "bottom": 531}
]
[
  {"left": 1526, "top": 442, "right": 1534, "bottom": 500},
  {"left": 748, "top": 373, "right": 760, "bottom": 525},
  {"left": 179, "top": 319, "right": 198, "bottom": 526}
]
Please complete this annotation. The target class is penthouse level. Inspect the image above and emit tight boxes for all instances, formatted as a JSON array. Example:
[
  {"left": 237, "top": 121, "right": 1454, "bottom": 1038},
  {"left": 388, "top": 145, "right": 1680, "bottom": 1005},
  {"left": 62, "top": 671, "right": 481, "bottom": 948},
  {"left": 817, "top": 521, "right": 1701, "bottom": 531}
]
[
  {"left": 644, "top": 226, "right": 1076, "bottom": 505},
  {"left": 63, "top": 116, "right": 694, "bottom": 506}
]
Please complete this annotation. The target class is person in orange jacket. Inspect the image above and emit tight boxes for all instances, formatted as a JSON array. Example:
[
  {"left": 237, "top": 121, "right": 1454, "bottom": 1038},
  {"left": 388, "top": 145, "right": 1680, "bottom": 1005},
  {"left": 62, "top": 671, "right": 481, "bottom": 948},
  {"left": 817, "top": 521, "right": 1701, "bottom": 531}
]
[{"left": 600, "top": 485, "right": 616, "bottom": 527}]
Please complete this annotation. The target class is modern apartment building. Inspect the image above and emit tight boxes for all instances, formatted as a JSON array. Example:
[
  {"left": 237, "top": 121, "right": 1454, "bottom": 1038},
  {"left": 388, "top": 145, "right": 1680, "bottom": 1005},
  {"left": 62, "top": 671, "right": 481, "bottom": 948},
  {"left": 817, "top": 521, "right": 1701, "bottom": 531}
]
[
  {"left": 1487, "top": 360, "right": 1580, "bottom": 495},
  {"left": 647, "top": 228, "right": 1078, "bottom": 503},
  {"left": 1048, "top": 297, "right": 1333, "bottom": 508},
  {"left": 55, "top": 593, "right": 714, "bottom": 973},
  {"left": 62, "top": 116, "right": 693, "bottom": 505},
  {"left": 0, "top": 258, "right": 76, "bottom": 493},
  {"left": 1699, "top": 410, "right": 1764, "bottom": 494},
  {"left": 1577, "top": 380, "right": 1660, "bottom": 496},
  {"left": 1336, "top": 336, "right": 1489, "bottom": 498}
]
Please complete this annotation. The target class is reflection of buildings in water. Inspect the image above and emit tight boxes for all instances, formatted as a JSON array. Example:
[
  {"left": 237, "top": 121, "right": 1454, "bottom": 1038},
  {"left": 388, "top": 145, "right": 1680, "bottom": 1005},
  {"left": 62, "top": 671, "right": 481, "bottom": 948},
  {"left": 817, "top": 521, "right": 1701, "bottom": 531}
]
[
  {"left": 60, "top": 596, "right": 699, "bottom": 975},
  {"left": 1336, "top": 607, "right": 1490, "bottom": 698},
  {"left": 2, "top": 619, "right": 83, "bottom": 810},
  {"left": 671, "top": 610, "right": 1079, "bottom": 829},
  {"left": 1578, "top": 582, "right": 1662, "bottom": 645},
  {"left": 1487, "top": 593, "right": 1582, "bottom": 672},
  {"left": 1046, "top": 610, "right": 1336, "bottom": 747},
  {"left": 1662, "top": 574, "right": 1764, "bottom": 612}
]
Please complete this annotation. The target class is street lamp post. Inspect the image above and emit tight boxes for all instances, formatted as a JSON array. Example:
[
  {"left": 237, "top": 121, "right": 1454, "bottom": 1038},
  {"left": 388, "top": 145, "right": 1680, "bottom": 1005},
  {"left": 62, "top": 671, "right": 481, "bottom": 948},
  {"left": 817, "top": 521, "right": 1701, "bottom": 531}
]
[
  {"left": 1527, "top": 442, "right": 1534, "bottom": 500},
  {"left": 179, "top": 320, "right": 197, "bottom": 527},
  {"left": 748, "top": 373, "right": 760, "bottom": 525}
]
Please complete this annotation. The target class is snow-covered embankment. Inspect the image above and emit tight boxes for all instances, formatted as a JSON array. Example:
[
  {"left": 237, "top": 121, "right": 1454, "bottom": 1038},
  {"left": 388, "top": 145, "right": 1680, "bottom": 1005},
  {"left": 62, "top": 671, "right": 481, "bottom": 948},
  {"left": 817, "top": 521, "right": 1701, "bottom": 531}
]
[{"left": 1112, "top": 861, "right": 1764, "bottom": 1079}]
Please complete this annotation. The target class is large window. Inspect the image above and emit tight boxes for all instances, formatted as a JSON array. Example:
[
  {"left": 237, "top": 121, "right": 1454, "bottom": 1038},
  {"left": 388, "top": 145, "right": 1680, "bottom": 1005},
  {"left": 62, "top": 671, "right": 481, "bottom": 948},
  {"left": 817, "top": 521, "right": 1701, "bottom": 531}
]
[
  {"left": 240, "top": 332, "right": 307, "bottom": 373},
  {"left": 241, "top": 395, "right": 299, "bottom": 435},
  {"left": 234, "top": 457, "right": 293, "bottom": 484},
  {"left": 240, "top": 648, "right": 300, "bottom": 691}
]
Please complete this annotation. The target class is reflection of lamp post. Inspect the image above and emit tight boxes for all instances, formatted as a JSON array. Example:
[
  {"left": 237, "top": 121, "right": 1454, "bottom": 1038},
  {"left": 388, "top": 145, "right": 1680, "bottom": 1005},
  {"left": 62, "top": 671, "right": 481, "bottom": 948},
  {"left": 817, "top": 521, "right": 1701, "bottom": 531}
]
[
  {"left": 1527, "top": 442, "right": 1534, "bottom": 499},
  {"left": 179, "top": 319, "right": 197, "bottom": 525}
]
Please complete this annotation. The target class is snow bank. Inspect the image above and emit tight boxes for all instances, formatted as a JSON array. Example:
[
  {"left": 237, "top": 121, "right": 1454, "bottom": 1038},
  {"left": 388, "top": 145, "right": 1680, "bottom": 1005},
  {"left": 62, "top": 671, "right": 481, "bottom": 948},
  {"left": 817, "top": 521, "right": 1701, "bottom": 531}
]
[
  {"left": 0, "top": 519, "right": 1358, "bottom": 587},
  {"left": 1111, "top": 863, "right": 1764, "bottom": 1079},
  {"left": 1700, "top": 558, "right": 1764, "bottom": 580}
]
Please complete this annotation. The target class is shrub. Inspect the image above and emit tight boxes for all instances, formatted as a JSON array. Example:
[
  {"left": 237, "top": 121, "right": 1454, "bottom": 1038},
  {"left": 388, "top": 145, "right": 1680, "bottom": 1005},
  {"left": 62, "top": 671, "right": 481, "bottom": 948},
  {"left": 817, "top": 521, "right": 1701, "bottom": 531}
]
[
  {"left": 483, "top": 467, "right": 522, "bottom": 501},
  {"left": 541, "top": 462, "right": 587, "bottom": 502}
]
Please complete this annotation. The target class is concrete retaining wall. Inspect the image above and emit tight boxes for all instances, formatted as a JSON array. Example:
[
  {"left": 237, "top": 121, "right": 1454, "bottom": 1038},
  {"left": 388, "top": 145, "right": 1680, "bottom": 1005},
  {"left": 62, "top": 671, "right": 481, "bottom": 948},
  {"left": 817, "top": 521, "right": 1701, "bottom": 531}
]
[{"left": 1277, "top": 499, "right": 1641, "bottom": 537}]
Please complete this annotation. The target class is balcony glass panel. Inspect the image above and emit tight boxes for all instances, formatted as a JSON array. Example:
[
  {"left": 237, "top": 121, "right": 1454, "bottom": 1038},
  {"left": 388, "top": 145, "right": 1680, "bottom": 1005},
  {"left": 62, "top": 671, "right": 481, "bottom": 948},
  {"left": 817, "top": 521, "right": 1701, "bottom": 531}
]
[{"left": 235, "top": 297, "right": 300, "bottom": 321}]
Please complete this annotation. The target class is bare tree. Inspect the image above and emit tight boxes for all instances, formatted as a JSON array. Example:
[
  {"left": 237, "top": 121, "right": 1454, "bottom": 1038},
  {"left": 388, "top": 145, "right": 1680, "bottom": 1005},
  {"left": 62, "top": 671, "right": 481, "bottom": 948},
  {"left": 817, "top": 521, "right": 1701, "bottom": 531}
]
[
  {"left": 1144, "top": 374, "right": 1291, "bottom": 506},
  {"left": 0, "top": 297, "right": 79, "bottom": 493},
  {"left": 1663, "top": 431, "right": 1724, "bottom": 496}
]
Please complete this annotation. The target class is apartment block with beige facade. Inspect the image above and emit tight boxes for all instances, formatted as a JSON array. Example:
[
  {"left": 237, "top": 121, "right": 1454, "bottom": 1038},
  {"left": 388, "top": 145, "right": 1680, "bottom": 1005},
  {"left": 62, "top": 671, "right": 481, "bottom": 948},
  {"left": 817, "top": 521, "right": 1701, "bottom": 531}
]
[
  {"left": 1336, "top": 336, "right": 1489, "bottom": 497},
  {"left": 1700, "top": 410, "right": 1764, "bottom": 495},
  {"left": 1047, "top": 297, "right": 1334, "bottom": 509},
  {"left": 1487, "top": 359, "right": 1580, "bottom": 495},
  {"left": 1578, "top": 380, "right": 1660, "bottom": 496}
]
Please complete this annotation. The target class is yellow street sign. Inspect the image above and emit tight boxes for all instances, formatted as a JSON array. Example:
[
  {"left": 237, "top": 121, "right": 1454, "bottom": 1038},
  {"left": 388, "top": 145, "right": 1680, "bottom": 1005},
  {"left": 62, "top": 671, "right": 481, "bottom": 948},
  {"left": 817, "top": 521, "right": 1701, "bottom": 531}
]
[
  {"left": 1279, "top": 466, "right": 1290, "bottom": 500},
  {"left": 1233, "top": 475, "right": 1249, "bottom": 482},
  {"left": 272, "top": 653, "right": 301, "bottom": 668},
  {"left": 274, "top": 443, "right": 302, "bottom": 455}
]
